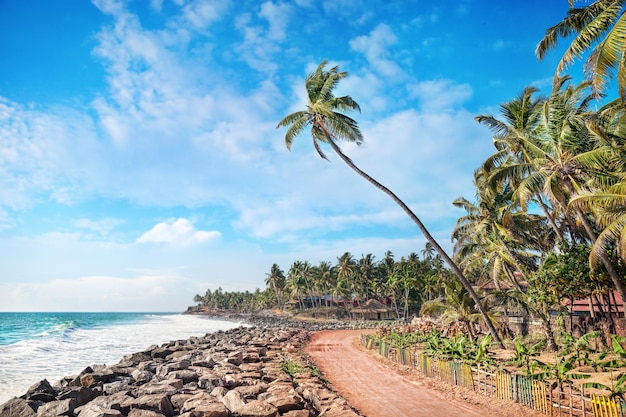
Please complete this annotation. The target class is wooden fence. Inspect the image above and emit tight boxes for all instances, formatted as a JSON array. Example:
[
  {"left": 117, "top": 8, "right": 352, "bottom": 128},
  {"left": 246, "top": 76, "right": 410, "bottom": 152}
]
[{"left": 362, "top": 336, "right": 626, "bottom": 417}]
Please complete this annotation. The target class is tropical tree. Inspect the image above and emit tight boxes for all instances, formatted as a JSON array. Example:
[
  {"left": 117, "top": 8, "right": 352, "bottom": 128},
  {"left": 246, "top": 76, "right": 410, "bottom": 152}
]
[
  {"left": 277, "top": 59, "right": 504, "bottom": 347},
  {"left": 265, "top": 263, "right": 286, "bottom": 309},
  {"left": 481, "top": 78, "right": 626, "bottom": 313},
  {"left": 536, "top": 0, "right": 626, "bottom": 101},
  {"left": 420, "top": 279, "right": 491, "bottom": 340}
]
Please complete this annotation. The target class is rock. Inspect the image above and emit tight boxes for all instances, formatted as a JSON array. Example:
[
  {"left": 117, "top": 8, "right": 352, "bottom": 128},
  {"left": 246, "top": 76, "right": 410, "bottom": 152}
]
[
  {"left": 75, "top": 404, "right": 123, "bottom": 417},
  {"left": 133, "top": 379, "right": 182, "bottom": 396},
  {"left": 131, "top": 369, "right": 154, "bottom": 383},
  {"left": 127, "top": 393, "right": 174, "bottom": 417},
  {"left": 210, "top": 386, "right": 228, "bottom": 398},
  {"left": 127, "top": 409, "right": 166, "bottom": 417},
  {"left": 56, "top": 386, "right": 100, "bottom": 408},
  {"left": 188, "top": 402, "right": 229, "bottom": 417},
  {"left": 176, "top": 392, "right": 208, "bottom": 411},
  {"left": 102, "top": 379, "right": 132, "bottom": 395},
  {"left": 169, "top": 369, "right": 198, "bottom": 384},
  {"left": 281, "top": 411, "right": 310, "bottom": 417},
  {"left": 264, "top": 392, "right": 304, "bottom": 414},
  {"left": 234, "top": 383, "right": 269, "bottom": 398},
  {"left": 237, "top": 400, "right": 278, "bottom": 417},
  {"left": 74, "top": 392, "right": 132, "bottom": 417},
  {"left": 0, "top": 397, "right": 37, "bottom": 417},
  {"left": 35, "top": 398, "right": 74, "bottom": 416},
  {"left": 191, "top": 357, "right": 216, "bottom": 368},
  {"left": 220, "top": 389, "right": 246, "bottom": 413},
  {"left": 25, "top": 379, "right": 57, "bottom": 402}
]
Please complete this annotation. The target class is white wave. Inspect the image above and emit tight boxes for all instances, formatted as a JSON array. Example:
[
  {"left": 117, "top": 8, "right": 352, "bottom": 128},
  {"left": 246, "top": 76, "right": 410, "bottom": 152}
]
[{"left": 0, "top": 314, "right": 241, "bottom": 404}]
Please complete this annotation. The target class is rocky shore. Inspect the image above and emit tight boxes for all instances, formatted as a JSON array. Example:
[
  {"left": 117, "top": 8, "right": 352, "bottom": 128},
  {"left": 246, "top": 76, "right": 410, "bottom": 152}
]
[{"left": 0, "top": 314, "right": 389, "bottom": 417}]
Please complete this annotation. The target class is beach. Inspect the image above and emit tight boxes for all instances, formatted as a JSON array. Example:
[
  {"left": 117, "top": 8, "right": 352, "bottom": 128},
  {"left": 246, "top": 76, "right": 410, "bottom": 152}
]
[{"left": 0, "top": 312, "right": 378, "bottom": 417}]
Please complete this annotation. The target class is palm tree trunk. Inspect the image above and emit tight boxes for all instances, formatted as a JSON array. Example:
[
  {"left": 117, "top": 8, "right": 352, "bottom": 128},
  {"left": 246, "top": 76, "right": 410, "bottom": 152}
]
[
  {"left": 326, "top": 137, "right": 505, "bottom": 348},
  {"left": 537, "top": 195, "right": 563, "bottom": 240}
]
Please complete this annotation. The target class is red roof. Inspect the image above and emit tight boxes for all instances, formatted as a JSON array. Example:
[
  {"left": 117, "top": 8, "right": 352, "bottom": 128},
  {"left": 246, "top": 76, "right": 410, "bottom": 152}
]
[{"left": 562, "top": 291, "right": 624, "bottom": 314}]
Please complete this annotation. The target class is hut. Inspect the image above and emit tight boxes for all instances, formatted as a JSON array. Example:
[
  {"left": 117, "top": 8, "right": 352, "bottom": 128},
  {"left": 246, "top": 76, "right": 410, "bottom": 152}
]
[{"left": 351, "top": 299, "right": 394, "bottom": 320}]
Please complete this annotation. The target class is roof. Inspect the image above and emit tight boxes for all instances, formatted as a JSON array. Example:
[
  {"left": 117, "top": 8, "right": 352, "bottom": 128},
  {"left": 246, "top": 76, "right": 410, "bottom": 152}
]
[
  {"left": 351, "top": 299, "right": 392, "bottom": 313},
  {"left": 562, "top": 290, "right": 624, "bottom": 314}
]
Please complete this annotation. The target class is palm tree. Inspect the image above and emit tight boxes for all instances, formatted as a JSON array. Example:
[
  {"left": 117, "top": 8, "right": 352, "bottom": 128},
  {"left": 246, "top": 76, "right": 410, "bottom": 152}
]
[
  {"left": 420, "top": 279, "right": 491, "bottom": 340},
  {"left": 452, "top": 171, "right": 546, "bottom": 289},
  {"left": 277, "top": 59, "right": 505, "bottom": 347},
  {"left": 504, "top": 79, "right": 626, "bottom": 313},
  {"left": 536, "top": 0, "right": 626, "bottom": 101},
  {"left": 570, "top": 177, "right": 626, "bottom": 268},
  {"left": 265, "top": 263, "right": 286, "bottom": 310}
]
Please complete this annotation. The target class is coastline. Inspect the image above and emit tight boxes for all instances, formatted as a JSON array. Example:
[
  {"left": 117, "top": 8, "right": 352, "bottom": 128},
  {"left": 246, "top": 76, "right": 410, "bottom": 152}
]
[{"left": 1, "top": 311, "right": 386, "bottom": 417}]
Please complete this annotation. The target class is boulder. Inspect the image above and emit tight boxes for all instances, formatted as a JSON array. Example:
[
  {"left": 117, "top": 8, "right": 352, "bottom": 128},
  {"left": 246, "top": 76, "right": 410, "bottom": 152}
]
[
  {"left": 264, "top": 392, "right": 304, "bottom": 414},
  {"left": 0, "top": 397, "right": 37, "bottom": 417},
  {"left": 133, "top": 379, "right": 182, "bottom": 396},
  {"left": 234, "top": 383, "right": 268, "bottom": 398},
  {"left": 131, "top": 369, "right": 154, "bottom": 384},
  {"left": 127, "top": 394, "right": 174, "bottom": 417},
  {"left": 25, "top": 379, "right": 57, "bottom": 402},
  {"left": 220, "top": 389, "right": 246, "bottom": 413},
  {"left": 75, "top": 404, "right": 123, "bottom": 417},
  {"left": 35, "top": 398, "right": 74, "bottom": 416},
  {"left": 187, "top": 402, "right": 229, "bottom": 417},
  {"left": 168, "top": 369, "right": 198, "bottom": 384},
  {"left": 127, "top": 409, "right": 166, "bottom": 417},
  {"left": 237, "top": 400, "right": 278, "bottom": 417},
  {"left": 281, "top": 411, "right": 310, "bottom": 417},
  {"left": 56, "top": 386, "right": 100, "bottom": 408}
]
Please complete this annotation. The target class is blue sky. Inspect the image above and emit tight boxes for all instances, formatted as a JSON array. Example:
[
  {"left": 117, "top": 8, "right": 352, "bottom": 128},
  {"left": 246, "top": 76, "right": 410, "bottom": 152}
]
[{"left": 0, "top": 0, "right": 574, "bottom": 312}]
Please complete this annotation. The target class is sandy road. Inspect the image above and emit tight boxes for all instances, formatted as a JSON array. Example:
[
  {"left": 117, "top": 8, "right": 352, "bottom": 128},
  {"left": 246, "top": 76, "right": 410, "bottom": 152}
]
[{"left": 305, "top": 329, "right": 501, "bottom": 417}]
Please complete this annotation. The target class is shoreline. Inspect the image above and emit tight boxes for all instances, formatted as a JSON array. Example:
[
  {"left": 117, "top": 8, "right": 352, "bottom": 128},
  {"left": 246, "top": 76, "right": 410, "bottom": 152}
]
[{"left": 1, "top": 312, "right": 388, "bottom": 417}]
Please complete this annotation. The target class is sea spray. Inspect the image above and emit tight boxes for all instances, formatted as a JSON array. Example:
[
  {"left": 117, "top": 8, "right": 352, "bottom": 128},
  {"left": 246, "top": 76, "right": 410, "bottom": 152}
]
[{"left": 0, "top": 312, "right": 241, "bottom": 403}]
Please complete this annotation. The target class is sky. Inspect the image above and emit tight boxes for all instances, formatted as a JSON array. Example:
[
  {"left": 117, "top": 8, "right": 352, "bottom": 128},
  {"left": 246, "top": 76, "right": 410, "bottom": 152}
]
[{"left": 0, "top": 0, "right": 576, "bottom": 312}]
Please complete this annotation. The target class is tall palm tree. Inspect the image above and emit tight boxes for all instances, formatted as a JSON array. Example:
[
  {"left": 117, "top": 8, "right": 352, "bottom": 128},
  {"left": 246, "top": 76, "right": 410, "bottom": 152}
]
[
  {"left": 265, "top": 263, "right": 286, "bottom": 310},
  {"left": 536, "top": 0, "right": 626, "bottom": 101},
  {"left": 488, "top": 78, "right": 626, "bottom": 313},
  {"left": 277, "top": 59, "right": 504, "bottom": 346}
]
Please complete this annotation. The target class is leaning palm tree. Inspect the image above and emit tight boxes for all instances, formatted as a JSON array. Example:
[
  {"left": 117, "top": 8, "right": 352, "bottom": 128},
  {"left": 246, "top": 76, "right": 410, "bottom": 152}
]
[{"left": 277, "top": 59, "right": 504, "bottom": 347}]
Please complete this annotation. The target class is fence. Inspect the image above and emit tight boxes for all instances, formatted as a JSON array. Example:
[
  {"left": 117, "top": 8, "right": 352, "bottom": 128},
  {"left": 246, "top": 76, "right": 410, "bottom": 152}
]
[{"left": 362, "top": 335, "right": 626, "bottom": 417}]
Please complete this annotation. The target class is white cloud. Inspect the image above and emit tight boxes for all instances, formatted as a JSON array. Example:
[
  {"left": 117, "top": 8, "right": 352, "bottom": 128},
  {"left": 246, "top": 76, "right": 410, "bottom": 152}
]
[
  {"left": 136, "top": 218, "right": 221, "bottom": 245},
  {"left": 350, "top": 24, "right": 404, "bottom": 78},
  {"left": 75, "top": 218, "right": 124, "bottom": 235},
  {"left": 259, "top": 1, "right": 292, "bottom": 41},
  {"left": 408, "top": 79, "right": 473, "bottom": 111}
]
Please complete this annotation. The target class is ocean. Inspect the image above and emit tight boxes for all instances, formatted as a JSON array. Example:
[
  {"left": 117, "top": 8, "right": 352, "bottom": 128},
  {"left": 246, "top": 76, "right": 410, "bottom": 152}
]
[{"left": 0, "top": 312, "right": 242, "bottom": 404}]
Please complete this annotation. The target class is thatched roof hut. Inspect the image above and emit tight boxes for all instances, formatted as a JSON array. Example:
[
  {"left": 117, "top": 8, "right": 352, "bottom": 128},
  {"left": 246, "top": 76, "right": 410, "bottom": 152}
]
[{"left": 351, "top": 299, "right": 394, "bottom": 320}]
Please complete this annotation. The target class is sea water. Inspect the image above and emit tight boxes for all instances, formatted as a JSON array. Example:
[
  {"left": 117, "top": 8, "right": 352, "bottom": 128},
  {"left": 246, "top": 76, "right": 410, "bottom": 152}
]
[{"left": 0, "top": 312, "right": 242, "bottom": 404}]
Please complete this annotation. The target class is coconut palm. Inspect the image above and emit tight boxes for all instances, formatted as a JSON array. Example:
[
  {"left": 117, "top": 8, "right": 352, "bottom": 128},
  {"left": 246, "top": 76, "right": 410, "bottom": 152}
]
[
  {"left": 536, "top": 0, "right": 626, "bottom": 101},
  {"left": 570, "top": 177, "right": 626, "bottom": 267},
  {"left": 488, "top": 78, "right": 626, "bottom": 313},
  {"left": 420, "top": 279, "right": 492, "bottom": 340},
  {"left": 265, "top": 263, "right": 286, "bottom": 309},
  {"left": 277, "top": 59, "right": 504, "bottom": 347},
  {"left": 452, "top": 170, "right": 547, "bottom": 289},
  {"left": 476, "top": 86, "right": 564, "bottom": 239}
]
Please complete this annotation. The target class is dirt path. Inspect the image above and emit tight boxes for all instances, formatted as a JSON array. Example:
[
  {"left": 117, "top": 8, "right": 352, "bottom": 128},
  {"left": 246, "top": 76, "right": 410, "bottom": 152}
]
[{"left": 305, "top": 329, "right": 543, "bottom": 417}]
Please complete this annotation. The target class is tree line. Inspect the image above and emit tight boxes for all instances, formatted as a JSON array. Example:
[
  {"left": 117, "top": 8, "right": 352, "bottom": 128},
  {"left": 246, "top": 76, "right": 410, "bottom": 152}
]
[{"left": 193, "top": 247, "right": 451, "bottom": 318}]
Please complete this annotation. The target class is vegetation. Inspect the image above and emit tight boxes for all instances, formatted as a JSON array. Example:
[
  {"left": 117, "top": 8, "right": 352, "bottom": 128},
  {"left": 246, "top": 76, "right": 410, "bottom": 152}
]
[{"left": 194, "top": 2, "right": 626, "bottom": 381}]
